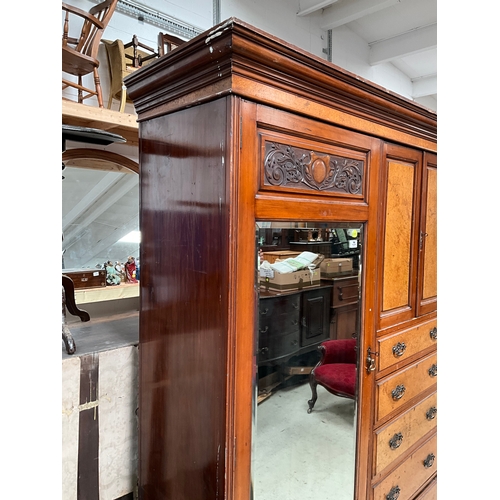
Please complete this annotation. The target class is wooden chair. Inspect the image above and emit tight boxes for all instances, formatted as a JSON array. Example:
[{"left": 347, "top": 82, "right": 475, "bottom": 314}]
[
  {"left": 62, "top": 0, "right": 118, "bottom": 108},
  {"left": 307, "top": 338, "right": 357, "bottom": 413},
  {"left": 103, "top": 35, "right": 158, "bottom": 112},
  {"left": 158, "top": 32, "right": 186, "bottom": 56}
]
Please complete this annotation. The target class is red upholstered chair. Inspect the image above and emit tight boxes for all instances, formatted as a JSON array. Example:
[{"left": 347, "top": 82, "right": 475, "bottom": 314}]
[{"left": 307, "top": 338, "right": 357, "bottom": 413}]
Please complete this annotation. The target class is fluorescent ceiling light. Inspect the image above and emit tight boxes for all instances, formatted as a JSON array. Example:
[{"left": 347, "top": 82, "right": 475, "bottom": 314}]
[{"left": 119, "top": 230, "right": 141, "bottom": 243}]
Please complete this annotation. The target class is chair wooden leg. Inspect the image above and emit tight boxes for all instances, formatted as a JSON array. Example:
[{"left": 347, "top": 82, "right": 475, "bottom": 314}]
[
  {"left": 107, "top": 91, "right": 113, "bottom": 109},
  {"left": 307, "top": 377, "right": 318, "bottom": 413},
  {"left": 119, "top": 84, "right": 127, "bottom": 112},
  {"left": 77, "top": 76, "right": 84, "bottom": 103},
  {"left": 93, "top": 68, "right": 104, "bottom": 108}
]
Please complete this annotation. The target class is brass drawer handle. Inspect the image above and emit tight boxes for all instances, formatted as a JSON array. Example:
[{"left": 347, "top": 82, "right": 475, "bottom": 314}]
[
  {"left": 291, "top": 339, "right": 298, "bottom": 346},
  {"left": 423, "top": 453, "right": 435, "bottom": 468},
  {"left": 260, "top": 308, "right": 269, "bottom": 315},
  {"left": 386, "top": 485, "right": 400, "bottom": 500},
  {"left": 392, "top": 342, "right": 406, "bottom": 357},
  {"left": 391, "top": 385, "right": 406, "bottom": 401},
  {"left": 291, "top": 319, "right": 298, "bottom": 326},
  {"left": 292, "top": 302, "right": 299, "bottom": 309},
  {"left": 426, "top": 406, "right": 437, "bottom": 420},
  {"left": 259, "top": 347, "right": 269, "bottom": 354},
  {"left": 389, "top": 433, "right": 403, "bottom": 450},
  {"left": 428, "top": 364, "right": 437, "bottom": 377},
  {"left": 429, "top": 327, "right": 437, "bottom": 340},
  {"left": 259, "top": 326, "right": 269, "bottom": 334}
]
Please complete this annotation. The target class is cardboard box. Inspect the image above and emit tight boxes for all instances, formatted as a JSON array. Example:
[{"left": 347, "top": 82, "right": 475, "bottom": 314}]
[
  {"left": 262, "top": 250, "right": 300, "bottom": 264},
  {"left": 260, "top": 267, "right": 321, "bottom": 292},
  {"left": 320, "top": 257, "right": 353, "bottom": 277}
]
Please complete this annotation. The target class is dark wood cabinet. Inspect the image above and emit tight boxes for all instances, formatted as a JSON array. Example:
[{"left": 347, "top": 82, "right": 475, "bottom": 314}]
[
  {"left": 126, "top": 17, "right": 436, "bottom": 500},
  {"left": 331, "top": 302, "right": 359, "bottom": 340},
  {"left": 258, "top": 286, "right": 331, "bottom": 364},
  {"left": 323, "top": 274, "right": 360, "bottom": 340},
  {"left": 300, "top": 287, "right": 332, "bottom": 347}
]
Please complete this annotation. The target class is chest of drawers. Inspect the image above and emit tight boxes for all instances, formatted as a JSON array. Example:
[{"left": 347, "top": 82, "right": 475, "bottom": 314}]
[
  {"left": 258, "top": 285, "right": 331, "bottom": 365},
  {"left": 373, "top": 433, "right": 437, "bottom": 500},
  {"left": 372, "top": 317, "right": 437, "bottom": 499}
]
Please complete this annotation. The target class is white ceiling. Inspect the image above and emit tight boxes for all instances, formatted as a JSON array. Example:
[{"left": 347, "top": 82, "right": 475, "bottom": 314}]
[{"left": 298, "top": 0, "right": 437, "bottom": 105}]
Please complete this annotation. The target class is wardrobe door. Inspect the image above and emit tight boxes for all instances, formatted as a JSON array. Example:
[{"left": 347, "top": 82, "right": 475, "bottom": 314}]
[
  {"left": 416, "top": 152, "right": 437, "bottom": 316},
  {"left": 378, "top": 144, "right": 422, "bottom": 330}
]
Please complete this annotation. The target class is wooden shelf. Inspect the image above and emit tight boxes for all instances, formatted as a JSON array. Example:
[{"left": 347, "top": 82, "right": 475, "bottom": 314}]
[
  {"left": 62, "top": 100, "right": 139, "bottom": 147},
  {"left": 75, "top": 282, "right": 139, "bottom": 305}
]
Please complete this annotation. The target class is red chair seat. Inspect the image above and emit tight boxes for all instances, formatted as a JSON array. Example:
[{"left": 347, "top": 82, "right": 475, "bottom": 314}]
[{"left": 313, "top": 363, "right": 356, "bottom": 398}]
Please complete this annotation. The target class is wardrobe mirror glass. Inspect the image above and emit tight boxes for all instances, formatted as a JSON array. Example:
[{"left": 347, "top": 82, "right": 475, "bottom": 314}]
[
  {"left": 253, "top": 221, "right": 363, "bottom": 500},
  {"left": 62, "top": 165, "right": 139, "bottom": 274}
]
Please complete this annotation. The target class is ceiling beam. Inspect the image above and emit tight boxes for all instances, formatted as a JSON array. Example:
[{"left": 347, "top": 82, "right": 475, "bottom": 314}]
[
  {"left": 296, "top": 0, "right": 338, "bottom": 17},
  {"left": 62, "top": 172, "right": 124, "bottom": 233},
  {"left": 320, "top": 0, "right": 400, "bottom": 30},
  {"left": 369, "top": 23, "right": 437, "bottom": 65},
  {"left": 62, "top": 174, "right": 138, "bottom": 250},
  {"left": 412, "top": 75, "right": 437, "bottom": 98}
]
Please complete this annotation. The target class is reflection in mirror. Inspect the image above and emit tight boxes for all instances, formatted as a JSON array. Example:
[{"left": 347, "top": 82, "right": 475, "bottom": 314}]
[
  {"left": 62, "top": 165, "right": 139, "bottom": 273},
  {"left": 253, "top": 221, "right": 363, "bottom": 500}
]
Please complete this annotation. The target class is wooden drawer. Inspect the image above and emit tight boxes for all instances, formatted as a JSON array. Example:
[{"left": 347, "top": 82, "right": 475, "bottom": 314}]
[
  {"left": 331, "top": 276, "right": 359, "bottom": 307},
  {"left": 416, "top": 477, "right": 437, "bottom": 500},
  {"left": 375, "top": 392, "right": 437, "bottom": 474},
  {"left": 373, "top": 433, "right": 437, "bottom": 500},
  {"left": 258, "top": 330, "right": 299, "bottom": 363},
  {"left": 259, "top": 311, "right": 300, "bottom": 336},
  {"left": 376, "top": 352, "right": 437, "bottom": 421},
  {"left": 377, "top": 318, "right": 437, "bottom": 372},
  {"left": 259, "top": 294, "right": 301, "bottom": 317}
]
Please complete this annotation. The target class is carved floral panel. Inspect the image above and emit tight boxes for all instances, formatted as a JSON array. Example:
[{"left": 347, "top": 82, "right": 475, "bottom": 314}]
[{"left": 263, "top": 141, "right": 364, "bottom": 196}]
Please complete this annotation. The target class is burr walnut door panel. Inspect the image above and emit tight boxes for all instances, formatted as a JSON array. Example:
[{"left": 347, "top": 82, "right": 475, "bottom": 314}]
[
  {"left": 417, "top": 152, "right": 437, "bottom": 316},
  {"left": 378, "top": 144, "right": 422, "bottom": 330}
]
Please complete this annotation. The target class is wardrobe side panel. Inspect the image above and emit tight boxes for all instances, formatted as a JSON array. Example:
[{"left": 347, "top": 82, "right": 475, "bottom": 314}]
[{"left": 138, "top": 98, "right": 230, "bottom": 500}]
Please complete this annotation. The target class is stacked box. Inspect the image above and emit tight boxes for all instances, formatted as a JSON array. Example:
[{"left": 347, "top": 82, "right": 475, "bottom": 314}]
[
  {"left": 260, "top": 268, "right": 320, "bottom": 292},
  {"left": 320, "top": 257, "right": 353, "bottom": 277}
]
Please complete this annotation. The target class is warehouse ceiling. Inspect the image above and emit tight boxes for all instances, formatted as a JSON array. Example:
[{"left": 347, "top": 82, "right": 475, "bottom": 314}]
[{"left": 297, "top": 0, "right": 437, "bottom": 106}]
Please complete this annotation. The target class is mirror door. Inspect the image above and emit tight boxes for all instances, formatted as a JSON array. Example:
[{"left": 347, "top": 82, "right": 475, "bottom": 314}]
[{"left": 253, "top": 221, "right": 363, "bottom": 500}]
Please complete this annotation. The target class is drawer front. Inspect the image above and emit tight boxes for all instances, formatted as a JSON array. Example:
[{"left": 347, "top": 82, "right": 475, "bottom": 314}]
[
  {"left": 332, "top": 277, "right": 359, "bottom": 307},
  {"left": 416, "top": 477, "right": 437, "bottom": 500},
  {"left": 259, "top": 295, "right": 301, "bottom": 317},
  {"left": 375, "top": 392, "right": 437, "bottom": 474},
  {"left": 258, "top": 331, "right": 300, "bottom": 363},
  {"left": 373, "top": 434, "right": 437, "bottom": 500},
  {"left": 377, "top": 318, "right": 437, "bottom": 372},
  {"left": 377, "top": 353, "right": 437, "bottom": 421},
  {"left": 259, "top": 311, "right": 300, "bottom": 336}
]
